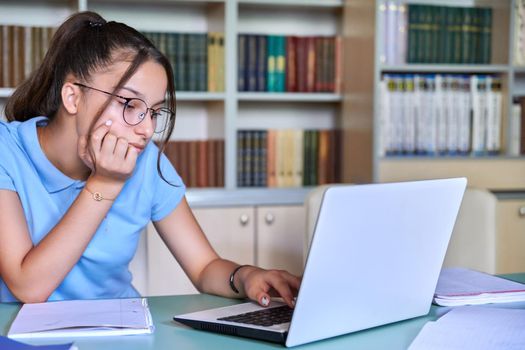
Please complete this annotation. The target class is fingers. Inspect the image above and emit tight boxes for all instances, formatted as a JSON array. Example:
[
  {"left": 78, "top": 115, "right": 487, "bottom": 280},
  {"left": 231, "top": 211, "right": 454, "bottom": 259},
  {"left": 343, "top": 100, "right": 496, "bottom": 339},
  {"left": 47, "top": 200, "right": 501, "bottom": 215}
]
[
  {"left": 90, "top": 119, "right": 113, "bottom": 153},
  {"left": 83, "top": 119, "right": 138, "bottom": 180},
  {"left": 247, "top": 270, "right": 302, "bottom": 309}
]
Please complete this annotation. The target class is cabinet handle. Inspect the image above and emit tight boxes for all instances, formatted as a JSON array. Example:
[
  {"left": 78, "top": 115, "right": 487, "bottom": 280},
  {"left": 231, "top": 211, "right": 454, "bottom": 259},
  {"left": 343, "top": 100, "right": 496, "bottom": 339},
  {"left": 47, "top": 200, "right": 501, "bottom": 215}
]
[
  {"left": 519, "top": 207, "right": 525, "bottom": 217},
  {"left": 239, "top": 214, "right": 250, "bottom": 226},
  {"left": 265, "top": 212, "right": 275, "bottom": 225}
]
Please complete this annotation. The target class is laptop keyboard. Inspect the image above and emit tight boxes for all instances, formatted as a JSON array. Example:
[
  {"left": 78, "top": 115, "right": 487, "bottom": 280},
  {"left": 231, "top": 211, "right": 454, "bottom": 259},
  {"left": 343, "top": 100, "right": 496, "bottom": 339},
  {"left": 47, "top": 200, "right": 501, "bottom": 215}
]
[{"left": 218, "top": 305, "right": 293, "bottom": 327}]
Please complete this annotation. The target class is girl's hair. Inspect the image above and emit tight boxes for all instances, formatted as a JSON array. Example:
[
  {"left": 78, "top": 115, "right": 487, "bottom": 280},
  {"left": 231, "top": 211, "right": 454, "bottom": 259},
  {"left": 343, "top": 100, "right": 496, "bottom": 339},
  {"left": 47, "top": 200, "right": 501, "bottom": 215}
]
[{"left": 5, "top": 11, "right": 176, "bottom": 182}]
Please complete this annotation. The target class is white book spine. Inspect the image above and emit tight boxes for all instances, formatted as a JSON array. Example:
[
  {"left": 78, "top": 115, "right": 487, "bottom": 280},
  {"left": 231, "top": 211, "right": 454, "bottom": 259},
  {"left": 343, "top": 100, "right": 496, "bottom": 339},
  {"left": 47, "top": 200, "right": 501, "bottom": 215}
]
[
  {"left": 379, "top": 2, "right": 388, "bottom": 65},
  {"left": 435, "top": 74, "right": 447, "bottom": 154},
  {"left": 510, "top": 103, "right": 522, "bottom": 156},
  {"left": 447, "top": 75, "right": 460, "bottom": 154},
  {"left": 404, "top": 75, "right": 415, "bottom": 153},
  {"left": 413, "top": 75, "right": 424, "bottom": 154},
  {"left": 459, "top": 76, "right": 472, "bottom": 154},
  {"left": 426, "top": 75, "right": 437, "bottom": 154},
  {"left": 488, "top": 77, "right": 502, "bottom": 153},
  {"left": 393, "top": 75, "right": 404, "bottom": 153},
  {"left": 470, "top": 75, "right": 486, "bottom": 154}
]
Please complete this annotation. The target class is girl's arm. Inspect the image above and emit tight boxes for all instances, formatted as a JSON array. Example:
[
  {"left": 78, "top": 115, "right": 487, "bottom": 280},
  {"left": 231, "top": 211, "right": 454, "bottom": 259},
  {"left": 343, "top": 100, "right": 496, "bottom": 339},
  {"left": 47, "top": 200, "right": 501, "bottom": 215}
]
[
  {"left": 153, "top": 198, "right": 301, "bottom": 308},
  {"left": 0, "top": 123, "right": 137, "bottom": 303}
]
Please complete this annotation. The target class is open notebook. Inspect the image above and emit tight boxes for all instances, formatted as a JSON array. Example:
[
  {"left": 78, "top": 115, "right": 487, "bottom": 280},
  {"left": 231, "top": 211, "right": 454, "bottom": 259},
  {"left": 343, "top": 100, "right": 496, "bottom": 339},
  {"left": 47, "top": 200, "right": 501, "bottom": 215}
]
[{"left": 8, "top": 298, "right": 154, "bottom": 339}]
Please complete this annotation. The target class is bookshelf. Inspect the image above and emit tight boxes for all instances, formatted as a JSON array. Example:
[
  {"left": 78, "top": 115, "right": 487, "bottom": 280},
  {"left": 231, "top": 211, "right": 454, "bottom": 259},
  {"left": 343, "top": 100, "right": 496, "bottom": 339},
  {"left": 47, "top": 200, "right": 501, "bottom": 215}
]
[
  {"left": 342, "top": 0, "right": 525, "bottom": 189},
  {"left": 0, "top": 0, "right": 347, "bottom": 205}
]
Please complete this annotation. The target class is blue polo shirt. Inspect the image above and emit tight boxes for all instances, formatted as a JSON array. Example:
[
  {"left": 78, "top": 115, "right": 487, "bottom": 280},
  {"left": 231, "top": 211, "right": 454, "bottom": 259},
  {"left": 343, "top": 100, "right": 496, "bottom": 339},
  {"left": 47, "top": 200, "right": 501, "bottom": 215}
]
[{"left": 0, "top": 116, "right": 185, "bottom": 302}]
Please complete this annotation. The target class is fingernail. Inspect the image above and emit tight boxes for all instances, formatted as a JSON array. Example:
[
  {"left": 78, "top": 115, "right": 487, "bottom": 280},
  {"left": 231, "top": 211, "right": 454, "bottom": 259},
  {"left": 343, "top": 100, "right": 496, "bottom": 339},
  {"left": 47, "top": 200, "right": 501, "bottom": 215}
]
[
  {"left": 261, "top": 296, "right": 269, "bottom": 306},
  {"left": 291, "top": 299, "right": 296, "bottom": 307},
  {"left": 105, "top": 120, "right": 112, "bottom": 126}
]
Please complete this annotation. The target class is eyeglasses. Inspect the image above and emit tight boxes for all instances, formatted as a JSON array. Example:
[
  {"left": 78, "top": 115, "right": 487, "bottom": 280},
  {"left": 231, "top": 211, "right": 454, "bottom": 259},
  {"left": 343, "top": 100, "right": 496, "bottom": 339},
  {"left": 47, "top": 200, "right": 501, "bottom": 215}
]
[{"left": 74, "top": 82, "right": 173, "bottom": 134}]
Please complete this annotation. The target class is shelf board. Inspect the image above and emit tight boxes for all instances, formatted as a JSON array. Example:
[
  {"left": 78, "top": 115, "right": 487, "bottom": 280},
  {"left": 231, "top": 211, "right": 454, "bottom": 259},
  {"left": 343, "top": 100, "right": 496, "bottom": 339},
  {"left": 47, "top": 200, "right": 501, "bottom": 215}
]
[
  {"left": 0, "top": 88, "right": 14, "bottom": 98},
  {"left": 176, "top": 92, "right": 225, "bottom": 101},
  {"left": 378, "top": 157, "right": 525, "bottom": 190},
  {"left": 237, "top": 92, "right": 342, "bottom": 102},
  {"left": 238, "top": 0, "right": 343, "bottom": 8},
  {"left": 0, "top": 89, "right": 225, "bottom": 101},
  {"left": 380, "top": 64, "right": 510, "bottom": 74},
  {"left": 186, "top": 187, "right": 314, "bottom": 207}
]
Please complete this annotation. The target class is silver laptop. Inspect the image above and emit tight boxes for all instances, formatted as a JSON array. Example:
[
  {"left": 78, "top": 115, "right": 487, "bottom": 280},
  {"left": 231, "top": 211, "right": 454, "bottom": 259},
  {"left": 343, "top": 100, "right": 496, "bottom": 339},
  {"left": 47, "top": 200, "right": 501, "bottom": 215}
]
[{"left": 174, "top": 178, "right": 467, "bottom": 347}]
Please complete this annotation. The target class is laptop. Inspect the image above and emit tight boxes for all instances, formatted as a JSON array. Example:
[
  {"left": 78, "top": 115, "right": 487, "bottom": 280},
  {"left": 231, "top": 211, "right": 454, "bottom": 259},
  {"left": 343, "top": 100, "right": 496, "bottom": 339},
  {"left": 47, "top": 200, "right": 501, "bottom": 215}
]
[{"left": 174, "top": 178, "right": 467, "bottom": 347}]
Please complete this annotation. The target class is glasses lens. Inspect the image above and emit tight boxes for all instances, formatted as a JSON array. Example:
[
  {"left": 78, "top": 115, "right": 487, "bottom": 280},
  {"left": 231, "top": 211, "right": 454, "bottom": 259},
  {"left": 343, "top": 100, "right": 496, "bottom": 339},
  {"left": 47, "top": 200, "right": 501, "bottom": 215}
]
[
  {"left": 123, "top": 98, "right": 148, "bottom": 126},
  {"left": 153, "top": 108, "right": 171, "bottom": 134}
]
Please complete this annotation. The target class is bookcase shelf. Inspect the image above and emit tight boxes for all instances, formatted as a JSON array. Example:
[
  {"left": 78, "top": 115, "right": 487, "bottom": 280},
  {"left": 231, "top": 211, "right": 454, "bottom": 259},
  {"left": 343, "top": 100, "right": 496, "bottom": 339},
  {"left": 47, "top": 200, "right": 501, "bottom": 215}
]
[
  {"left": 177, "top": 92, "right": 226, "bottom": 101},
  {"left": 339, "top": 0, "right": 525, "bottom": 190},
  {"left": 380, "top": 64, "right": 511, "bottom": 73},
  {"left": 237, "top": 92, "right": 342, "bottom": 102},
  {"left": 0, "top": 0, "right": 347, "bottom": 202},
  {"left": 237, "top": 0, "right": 343, "bottom": 7}
]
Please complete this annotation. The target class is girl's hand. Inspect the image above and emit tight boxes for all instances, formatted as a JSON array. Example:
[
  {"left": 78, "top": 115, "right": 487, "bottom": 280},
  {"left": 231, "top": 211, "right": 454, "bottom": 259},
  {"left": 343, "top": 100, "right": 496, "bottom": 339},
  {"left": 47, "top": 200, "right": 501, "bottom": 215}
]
[
  {"left": 78, "top": 120, "right": 138, "bottom": 183},
  {"left": 239, "top": 266, "right": 301, "bottom": 308}
]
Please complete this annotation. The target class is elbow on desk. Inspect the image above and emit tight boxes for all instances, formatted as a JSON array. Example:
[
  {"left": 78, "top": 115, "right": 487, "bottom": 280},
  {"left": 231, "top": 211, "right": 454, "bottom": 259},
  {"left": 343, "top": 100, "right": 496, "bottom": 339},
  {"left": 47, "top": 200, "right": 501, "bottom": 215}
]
[{"left": 4, "top": 280, "right": 51, "bottom": 304}]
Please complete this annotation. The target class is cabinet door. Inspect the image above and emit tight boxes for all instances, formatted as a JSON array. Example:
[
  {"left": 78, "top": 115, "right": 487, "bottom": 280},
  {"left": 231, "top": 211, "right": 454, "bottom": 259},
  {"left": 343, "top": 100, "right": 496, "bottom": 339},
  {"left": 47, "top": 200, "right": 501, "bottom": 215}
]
[
  {"left": 496, "top": 199, "right": 525, "bottom": 273},
  {"left": 256, "top": 205, "right": 305, "bottom": 276},
  {"left": 146, "top": 206, "right": 255, "bottom": 296}
]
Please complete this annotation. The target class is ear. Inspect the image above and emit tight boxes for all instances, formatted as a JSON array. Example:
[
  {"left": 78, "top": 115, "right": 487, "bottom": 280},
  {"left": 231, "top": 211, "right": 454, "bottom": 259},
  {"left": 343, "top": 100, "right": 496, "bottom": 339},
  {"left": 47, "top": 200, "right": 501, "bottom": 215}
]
[{"left": 61, "top": 81, "right": 82, "bottom": 115}]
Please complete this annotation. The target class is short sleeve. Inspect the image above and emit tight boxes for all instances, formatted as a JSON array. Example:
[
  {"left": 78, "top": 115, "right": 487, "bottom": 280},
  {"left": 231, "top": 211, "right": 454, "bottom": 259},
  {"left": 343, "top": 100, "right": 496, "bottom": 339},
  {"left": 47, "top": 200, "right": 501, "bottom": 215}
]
[
  {"left": 0, "top": 164, "right": 16, "bottom": 192},
  {"left": 151, "top": 152, "right": 186, "bottom": 221}
]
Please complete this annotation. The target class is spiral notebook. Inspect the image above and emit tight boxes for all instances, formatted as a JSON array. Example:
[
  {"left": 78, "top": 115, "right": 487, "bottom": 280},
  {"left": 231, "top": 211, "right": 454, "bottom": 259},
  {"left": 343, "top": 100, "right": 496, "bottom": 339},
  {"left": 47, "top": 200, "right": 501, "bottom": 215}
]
[{"left": 8, "top": 298, "right": 154, "bottom": 339}]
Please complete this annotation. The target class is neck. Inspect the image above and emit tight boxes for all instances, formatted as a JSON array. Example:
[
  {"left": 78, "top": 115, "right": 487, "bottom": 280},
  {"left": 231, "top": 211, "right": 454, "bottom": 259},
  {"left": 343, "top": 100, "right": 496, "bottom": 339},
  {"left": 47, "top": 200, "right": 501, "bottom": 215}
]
[{"left": 37, "top": 118, "right": 91, "bottom": 181}]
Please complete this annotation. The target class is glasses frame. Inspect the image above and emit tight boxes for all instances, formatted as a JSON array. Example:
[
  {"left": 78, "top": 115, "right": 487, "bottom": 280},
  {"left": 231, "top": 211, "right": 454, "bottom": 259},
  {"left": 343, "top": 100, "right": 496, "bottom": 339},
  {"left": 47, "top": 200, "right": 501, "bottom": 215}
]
[{"left": 73, "top": 82, "right": 174, "bottom": 133}]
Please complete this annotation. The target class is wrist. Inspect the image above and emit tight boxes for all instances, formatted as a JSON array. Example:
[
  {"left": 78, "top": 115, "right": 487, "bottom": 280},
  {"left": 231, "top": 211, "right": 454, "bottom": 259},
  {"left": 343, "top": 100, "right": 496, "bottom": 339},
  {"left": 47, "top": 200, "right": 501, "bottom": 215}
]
[
  {"left": 230, "top": 265, "right": 258, "bottom": 295},
  {"left": 84, "top": 176, "right": 124, "bottom": 202}
]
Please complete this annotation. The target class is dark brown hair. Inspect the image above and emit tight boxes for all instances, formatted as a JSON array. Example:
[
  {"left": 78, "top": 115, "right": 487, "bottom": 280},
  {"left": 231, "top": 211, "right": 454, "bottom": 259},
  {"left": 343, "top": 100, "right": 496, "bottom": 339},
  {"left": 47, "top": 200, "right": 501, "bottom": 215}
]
[{"left": 5, "top": 11, "right": 176, "bottom": 181}]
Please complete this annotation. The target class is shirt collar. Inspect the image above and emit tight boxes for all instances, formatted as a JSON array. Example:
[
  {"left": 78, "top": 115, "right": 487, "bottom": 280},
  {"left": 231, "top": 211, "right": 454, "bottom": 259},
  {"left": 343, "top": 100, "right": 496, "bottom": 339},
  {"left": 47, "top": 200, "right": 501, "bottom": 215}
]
[{"left": 19, "top": 116, "right": 83, "bottom": 193}]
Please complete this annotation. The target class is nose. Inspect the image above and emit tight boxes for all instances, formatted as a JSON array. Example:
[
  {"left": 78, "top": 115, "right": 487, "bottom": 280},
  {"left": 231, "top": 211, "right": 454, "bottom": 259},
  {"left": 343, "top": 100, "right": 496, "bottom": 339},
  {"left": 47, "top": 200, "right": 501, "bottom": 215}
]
[{"left": 134, "top": 109, "right": 155, "bottom": 138}]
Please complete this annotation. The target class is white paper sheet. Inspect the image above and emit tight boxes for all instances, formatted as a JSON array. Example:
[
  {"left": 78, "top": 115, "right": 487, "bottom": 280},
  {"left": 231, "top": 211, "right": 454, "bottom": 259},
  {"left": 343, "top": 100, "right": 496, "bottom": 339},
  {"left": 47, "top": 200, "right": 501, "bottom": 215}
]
[{"left": 409, "top": 306, "right": 525, "bottom": 350}]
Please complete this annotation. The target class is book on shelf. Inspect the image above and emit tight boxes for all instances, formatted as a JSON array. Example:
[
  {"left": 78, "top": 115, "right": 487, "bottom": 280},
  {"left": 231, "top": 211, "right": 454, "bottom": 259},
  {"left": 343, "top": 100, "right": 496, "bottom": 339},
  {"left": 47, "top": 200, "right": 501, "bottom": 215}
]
[
  {"left": 512, "top": 98, "right": 525, "bottom": 156},
  {"left": 515, "top": 0, "right": 525, "bottom": 65},
  {"left": 238, "top": 34, "right": 342, "bottom": 93},
  {"left": 143, "top": 31, "right": 223, "bottom": 92},
  {"left": 8, "top": 298, "right": 154, "bottom": 339},
  {"left": 379, "top": 73, "right": 502, "bottom": 157},
  {"left": 163, "top": 139, "right": 225, "bottom": 188},
  {"left": 385, "top": 3, "right": 492, "bottom": 65},
  {"left": 433, "top": 268, "right": 525, "bottom": 307},
  {"left": 0, "top": 25, "right": 55, "bottom": 88},
  {"left": 237, "top": 129, "right": 341, "bottom": 188}
]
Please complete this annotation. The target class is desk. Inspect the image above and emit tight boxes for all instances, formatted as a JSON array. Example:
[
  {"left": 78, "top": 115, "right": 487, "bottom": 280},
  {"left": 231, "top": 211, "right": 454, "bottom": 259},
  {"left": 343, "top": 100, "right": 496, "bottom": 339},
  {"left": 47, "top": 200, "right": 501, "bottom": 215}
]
[{"left": 2, "top": 273, "right": 525, "bottom": 350}]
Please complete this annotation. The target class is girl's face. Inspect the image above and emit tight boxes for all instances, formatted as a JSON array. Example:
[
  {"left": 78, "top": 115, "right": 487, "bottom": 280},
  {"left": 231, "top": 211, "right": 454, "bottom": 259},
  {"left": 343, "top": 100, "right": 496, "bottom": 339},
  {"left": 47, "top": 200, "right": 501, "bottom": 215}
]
[{"left": 77, "top": 58, "right": 168, "bottom": 153}]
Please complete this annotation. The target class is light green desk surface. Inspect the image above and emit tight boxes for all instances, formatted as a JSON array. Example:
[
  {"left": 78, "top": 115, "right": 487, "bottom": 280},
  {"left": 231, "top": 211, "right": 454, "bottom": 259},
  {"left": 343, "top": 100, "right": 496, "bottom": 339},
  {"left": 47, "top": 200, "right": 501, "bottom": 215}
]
[{"left": 2, "top": 273, "right": 525, "bottom": 350}]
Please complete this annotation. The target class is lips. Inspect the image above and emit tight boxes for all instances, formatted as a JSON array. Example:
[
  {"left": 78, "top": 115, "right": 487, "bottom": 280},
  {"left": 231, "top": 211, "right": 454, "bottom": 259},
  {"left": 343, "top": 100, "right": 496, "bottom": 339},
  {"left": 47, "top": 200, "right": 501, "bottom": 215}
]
[{"left": 129, "top": 143, "right": 145, "bottom": 152}]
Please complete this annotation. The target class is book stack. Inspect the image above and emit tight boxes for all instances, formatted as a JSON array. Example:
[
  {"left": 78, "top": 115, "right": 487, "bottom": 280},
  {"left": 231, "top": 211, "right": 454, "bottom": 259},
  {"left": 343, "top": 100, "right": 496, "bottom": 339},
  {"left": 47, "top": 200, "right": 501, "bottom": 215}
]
[
  {"left": 237, "top": 129, "right": 341, "bottom": 188},
  {"left": 237, "top": 35, "right": 342, "bottom": 93},
  {"left": 163, "top": 140, "right": 224, "bottom": 188},
  {"left": 379, "top": 74, "right": 502, "bottom": 156},
  {"left": 0, "top": 25, "right": 56, "bottom": 88},
  {"left": 381, "top": 2, "right": 492, "bottom": 65},
  {"left": 142, "top": 31, "right": 224, "bottom": 92}
]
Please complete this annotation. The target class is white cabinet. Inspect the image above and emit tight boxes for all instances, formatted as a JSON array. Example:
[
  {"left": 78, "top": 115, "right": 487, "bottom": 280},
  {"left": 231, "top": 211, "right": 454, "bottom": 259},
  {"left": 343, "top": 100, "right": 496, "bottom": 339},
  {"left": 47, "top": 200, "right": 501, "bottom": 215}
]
[
  {"left": 496, "top": 198, "right": 525, "bottom": 273},
  {"left": 144, "top": 206, "right": 255, "bottom": 296},
  {"left": 130, "top": 203, "right": 305, "bottom": 296},
  {"left": 256, "top": 205, "right": 305, "bottom": 276}
]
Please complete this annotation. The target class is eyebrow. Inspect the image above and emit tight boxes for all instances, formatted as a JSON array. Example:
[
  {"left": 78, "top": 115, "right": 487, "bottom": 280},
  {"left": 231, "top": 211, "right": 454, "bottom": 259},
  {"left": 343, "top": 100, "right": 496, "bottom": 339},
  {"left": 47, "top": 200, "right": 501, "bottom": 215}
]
[{"left": 121, "top": 86, "right": 166, "bottom": 107}]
